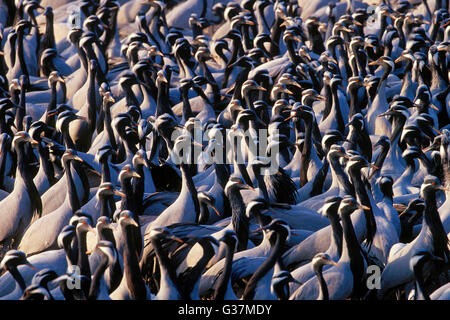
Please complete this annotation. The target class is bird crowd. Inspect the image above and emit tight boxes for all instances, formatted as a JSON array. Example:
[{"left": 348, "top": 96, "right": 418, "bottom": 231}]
[{"left": 0, "top": 0, "right": 448, "bottom": 300}]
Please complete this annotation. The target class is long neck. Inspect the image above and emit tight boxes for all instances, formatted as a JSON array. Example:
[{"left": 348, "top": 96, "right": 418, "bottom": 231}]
[
  {"left": 16, "top": 83, "right": 27, "bottom": 132},
  {"left": 413, "top": 262, "right": 430, "bottom": 300},
  {"left": 328, "top": 212, "right": 344, "bottom": 256},
  {"left": 213, "top": 242, "right": 235, "bottom": 300},
  {"left": 340, "top": 211, "right": 365, "bottom": 296},
  {"left": 62, "top": 123, "right": 76, "bottom": 149},
  {"left": 44, "top": 13, "right": 55, "bottom": 49},
  {"left": 120, "top": 177, "right": 136, "bottom": 213},
  {"left": 256, "top": 172, "right": 270, "bottom": 203},
  {"left": 331, "top": 87, "right": 345, "bottom": 134},
  {"left": 9, "top": 267, "right": 27, "bottom": 292},
  {"left": 156, "top": 81, "right": 174, "bottom": 117},
  {"left": 102, "top": 103, "right": 117, "bottom": 150},
  {"left": 400, "top": 60, "right": 413, "bottom": 96},
  {"left": 200, "top": 61, "right": 220, "bottom": 104},
  {"left": 16, "top": 28, "right": 29, "bottom": 77},
  {"left": 240, "top": 24, "right": 253, "bottom": 52},
  {"left": 181, "top": 163, "right": 199, "bottom": 216},
  {"left": 123, "top": 84, "right": 139, "bottom": 108},
  {"left": 322, "top": 83, "right": 333, "bottom": 120},
  {"left": 423, "top": 189, "right": 450, "bottom": 260},
  {"left": 397, "top": 159, "right": 416, "bottom": 186},
  {"left": 241, "top": 232, "right": 284, "bottom": 300},
  {"left": 100, "top": 159, "right": 111, "bottom": 184},
  {"left": 221, "top": 38, "right": 240, "bottom": 88},
  {"left": 87, "top": 67, "right": 98, "bottom": 133},
  {"left": 16, "top": 142, "right": 42, "bottom": 219},
  {"left": 349, "top": 86, "right": 361, "bottom": 118},
  {"left": 232, "top": 67, "right": 250, "bottom": 101},
  {"left": 180, "top": 87, "right": 193, "bottom": 124},
  {"left": 123, "top": 225, "right": 147, "bottom": 300},
  {"left": 76, "top": 228, "right": 91, "bottom": 279},
  {"left": 269, "top": 16, "right": 283, "bottom": 56},
  {"left": 152, "top": 237, "right": 180, "bottom": 298},
  {"left": 244, "top": 89, "right": 255, "bottom": 111},
  {"left": 377, "top": 65, "right": 391, "bottom": 92},
  {"left": 228, "top": 187, "right": 249, "bottom": 251},
  {"left": 315, "top": 265, "right": 329, "bottom": 300},
  {"left": 37, "top": 141, "right": 57, "bottom": 186},
  {"left": 74, "top": 38, "right": 88, "bottom": 72},
  {"left": 330, "top": 156, "right": 354, "bottom": 196},
  {"left": 100, "top": 195, "right": 115, "bottom": 220},
  {"left": 132, "top": 164, "right": 144, "bottom": 214},
  {"left": 88, "top": 253, "right": 109, "bottom": 300},
  {"left": 47, "top": 82, "right": 57, "bottom": 126},
  {"left": 286, "top": 39, "right": 299, "bottom": 64},
  {"left": 309, "top": 26, "right": 325, "bottom": 54},
  {"left": 390, "top": 116, "right": 405, "bottom": 144},
  {"left": 300, "top": 118, "right": 313, "bottom": 187},
  {"left": 63, "top": 160, "right": 81, "bottom": 211},
  {"left": 349, "top": 168, "right": 377, "bottom": 247}
]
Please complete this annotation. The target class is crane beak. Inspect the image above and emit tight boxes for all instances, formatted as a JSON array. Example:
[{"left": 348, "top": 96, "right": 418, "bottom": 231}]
[
  {"left": 325, "top": 259, "right": 339, "bottom": 267},
  {"left": 430, "top": 104, "right": 439, "bottom": 111},
  {"left": 341, "top": 27, "right": 353, "bottom": 33},
  {"left": 132, "top": 172, "right": 141, "bottom": 179},
  {"left": 290, "top": 82, "right": 302, "bottom": 88},
  {"left": 170, "top": 235, "right": 185, "bottom": 243},
  {"left": 315, "top": 94, "right": 326, "bottom": 101},
  {"left": 105, "top": 95, "right": 115, "bottom": 103},
  {"left": 433, "top": 127, "right": 442, "bottom": 135},
  {"left": 209, "top": 205, "right": 222, "bottom": 216},
  {"left": 326, "top": 57, "right": 338, "bottom": 65},
  {"left": 255, "top": 85, "right": 267, "bottom": 92},
  {"left": 422, "top": 145, "right": 433, "bottom": 153},
  {"left": 192, "top": 141, "right": 204, "bottom": 147},
  {"left": 26, "top": 263, "right": 38, "bottom": 271},
  {"left": 243, "top": 184, "right": 255, "bottom": 191},
  {"left": 114, "top": 190, "right": 126, "bottom": 197},
  {"left": 284, "top": 114, "right": 296, "bottom": 121},
  {"left": 358, "top": 205, "right": 371, "bottom": 211}
]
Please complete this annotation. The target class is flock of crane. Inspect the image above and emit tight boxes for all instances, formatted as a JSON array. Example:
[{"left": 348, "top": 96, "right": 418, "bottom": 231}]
[{"left": 0, "top": 0, "right": 449, "bottom": 300}]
